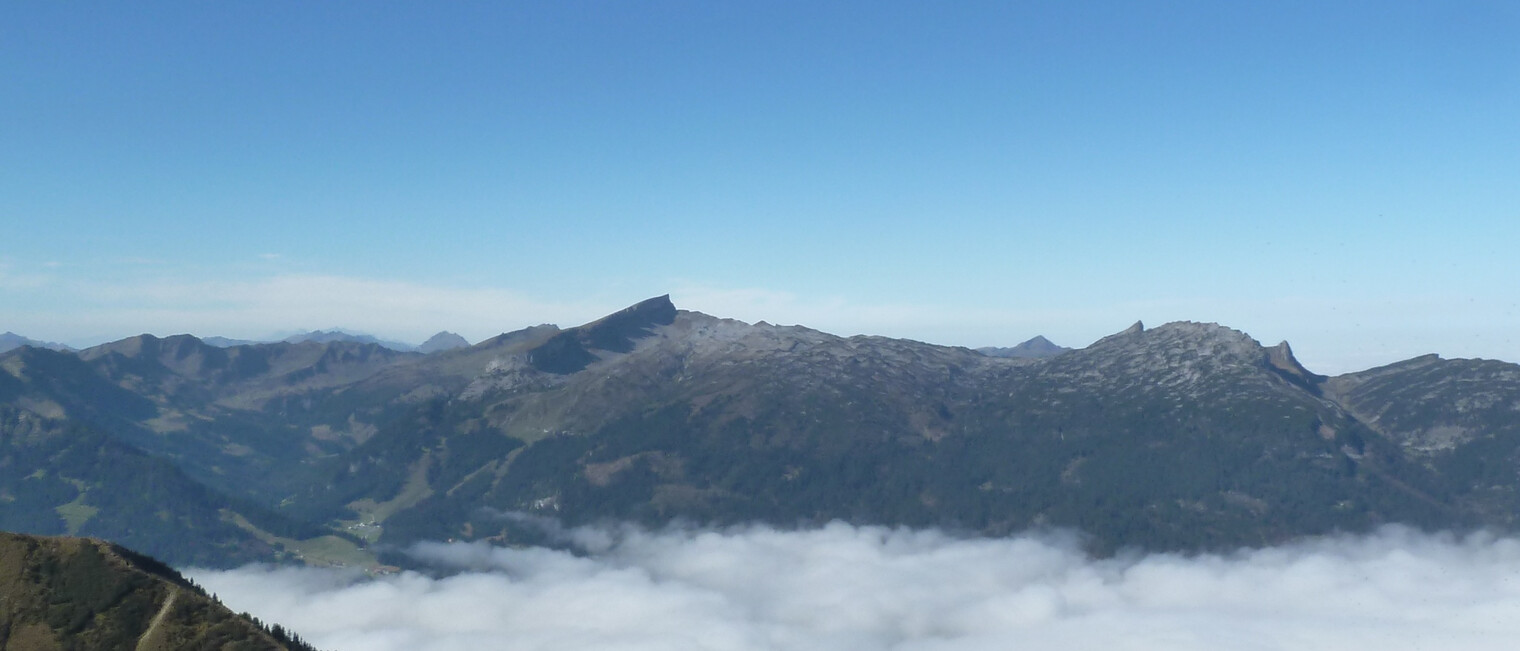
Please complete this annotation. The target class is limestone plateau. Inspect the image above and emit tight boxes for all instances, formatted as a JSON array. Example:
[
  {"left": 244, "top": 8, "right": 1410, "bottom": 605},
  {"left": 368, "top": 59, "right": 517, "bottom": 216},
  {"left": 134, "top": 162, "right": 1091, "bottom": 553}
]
[{"left": 4, "top": 295, "right": 1520, "bottom": 567}]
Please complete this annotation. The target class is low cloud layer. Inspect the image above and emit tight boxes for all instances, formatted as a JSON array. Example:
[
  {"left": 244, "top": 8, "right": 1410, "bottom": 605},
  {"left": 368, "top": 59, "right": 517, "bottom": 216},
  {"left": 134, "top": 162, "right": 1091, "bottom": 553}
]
[{"left": 190, "top": 523, "right": 1520, "bottom": 651}]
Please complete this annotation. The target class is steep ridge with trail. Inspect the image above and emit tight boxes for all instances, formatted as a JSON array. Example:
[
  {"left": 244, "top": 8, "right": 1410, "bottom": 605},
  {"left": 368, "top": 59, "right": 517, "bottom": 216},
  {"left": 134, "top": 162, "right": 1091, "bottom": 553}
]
[{"left": 0, "top": 531, "right": 314, "bottom": 650}]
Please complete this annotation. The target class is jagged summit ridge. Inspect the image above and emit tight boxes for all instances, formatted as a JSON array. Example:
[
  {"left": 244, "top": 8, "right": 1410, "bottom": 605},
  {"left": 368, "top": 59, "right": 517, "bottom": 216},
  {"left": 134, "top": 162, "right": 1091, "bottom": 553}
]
[{"left": 1266, "top": 340, "right": 1322, "bottom": 388}]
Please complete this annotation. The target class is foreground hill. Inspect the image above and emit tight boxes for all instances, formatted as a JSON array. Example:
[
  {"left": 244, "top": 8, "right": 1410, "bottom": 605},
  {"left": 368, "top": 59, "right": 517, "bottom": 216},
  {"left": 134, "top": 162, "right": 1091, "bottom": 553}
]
[
  {"left": 0, "top": 531, "right": 316, "bottom": 650},
  {"left": 3, "top": 295, "right": 1519, "bottom": 566}
]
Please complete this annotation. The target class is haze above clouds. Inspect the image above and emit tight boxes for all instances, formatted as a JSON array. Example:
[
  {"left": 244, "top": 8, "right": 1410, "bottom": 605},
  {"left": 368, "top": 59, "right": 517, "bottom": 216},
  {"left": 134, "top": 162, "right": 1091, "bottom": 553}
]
[
  {"left": 2, "top": 268, "right": 1513, "bottom": 375},
  {"left": 192, "top": 522, "right": 1520, "bottom": 651}
]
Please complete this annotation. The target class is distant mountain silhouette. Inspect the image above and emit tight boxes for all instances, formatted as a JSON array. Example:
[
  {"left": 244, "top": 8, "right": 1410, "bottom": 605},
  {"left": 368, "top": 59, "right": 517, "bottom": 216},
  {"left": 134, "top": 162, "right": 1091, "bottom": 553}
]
[{"left": 977, "top": 335, "right": 1069, "bottom": 358}]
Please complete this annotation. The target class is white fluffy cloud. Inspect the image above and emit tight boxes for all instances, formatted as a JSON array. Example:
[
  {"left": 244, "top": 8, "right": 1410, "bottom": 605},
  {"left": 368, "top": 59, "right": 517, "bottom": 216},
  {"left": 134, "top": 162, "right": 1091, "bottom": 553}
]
[{"left": 189, "top": 523, "right": 1520, "bottom": 651}]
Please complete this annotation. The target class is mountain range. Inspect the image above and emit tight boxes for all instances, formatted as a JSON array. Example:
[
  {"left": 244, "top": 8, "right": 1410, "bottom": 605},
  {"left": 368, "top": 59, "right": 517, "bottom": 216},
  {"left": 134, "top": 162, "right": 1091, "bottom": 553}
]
[{"left": 3, "top": 295, "right": 1519, "bottom": 568}]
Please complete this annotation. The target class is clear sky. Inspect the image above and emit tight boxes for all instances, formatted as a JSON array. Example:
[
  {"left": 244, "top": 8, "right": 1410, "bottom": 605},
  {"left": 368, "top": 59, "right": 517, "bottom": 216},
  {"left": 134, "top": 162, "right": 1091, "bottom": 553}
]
[{"left": 2, "top": 1, "right": 1517, "bottom": 374}]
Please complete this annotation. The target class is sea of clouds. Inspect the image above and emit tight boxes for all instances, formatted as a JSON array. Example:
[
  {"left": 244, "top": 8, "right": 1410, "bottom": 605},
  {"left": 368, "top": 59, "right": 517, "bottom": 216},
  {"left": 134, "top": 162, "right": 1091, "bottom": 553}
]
[{"left": 189, "top": 522, "right": 1520, "bottom": 651}]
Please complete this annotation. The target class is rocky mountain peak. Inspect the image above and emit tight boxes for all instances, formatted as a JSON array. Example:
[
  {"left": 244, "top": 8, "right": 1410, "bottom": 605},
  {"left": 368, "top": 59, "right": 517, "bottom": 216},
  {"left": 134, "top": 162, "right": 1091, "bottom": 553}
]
[
  {"left": 1265, "top": 340, "right": 1323, "bottom": 388},
  {"left": 526, "top": 295, "right": 678, "bottom": 374},
  {"left": 588, "top": 294, "right": 678, "bottom": 341},
  {"left": 1090, "top": 320, "right": 1146, "bottom": 347}
]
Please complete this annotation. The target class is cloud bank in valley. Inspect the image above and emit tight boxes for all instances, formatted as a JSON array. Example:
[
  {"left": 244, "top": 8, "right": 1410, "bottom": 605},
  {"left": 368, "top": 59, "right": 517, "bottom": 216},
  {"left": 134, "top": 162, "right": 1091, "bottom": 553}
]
[{"left": 190, "top": 523, "right": 1520, "bottom": 651}]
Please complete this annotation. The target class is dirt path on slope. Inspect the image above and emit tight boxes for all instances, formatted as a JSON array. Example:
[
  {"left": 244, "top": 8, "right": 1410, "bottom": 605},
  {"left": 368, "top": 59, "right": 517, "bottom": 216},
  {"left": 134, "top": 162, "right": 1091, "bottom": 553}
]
[{"left": 135, "top": 586, "right": 177, "bottom": 651}]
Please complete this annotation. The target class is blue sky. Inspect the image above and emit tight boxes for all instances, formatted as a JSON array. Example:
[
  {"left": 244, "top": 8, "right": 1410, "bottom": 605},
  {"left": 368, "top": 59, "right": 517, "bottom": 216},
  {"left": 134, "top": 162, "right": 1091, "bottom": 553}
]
[{"left": 3, "top": 1, "right": 1517, "bottom": 373}]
